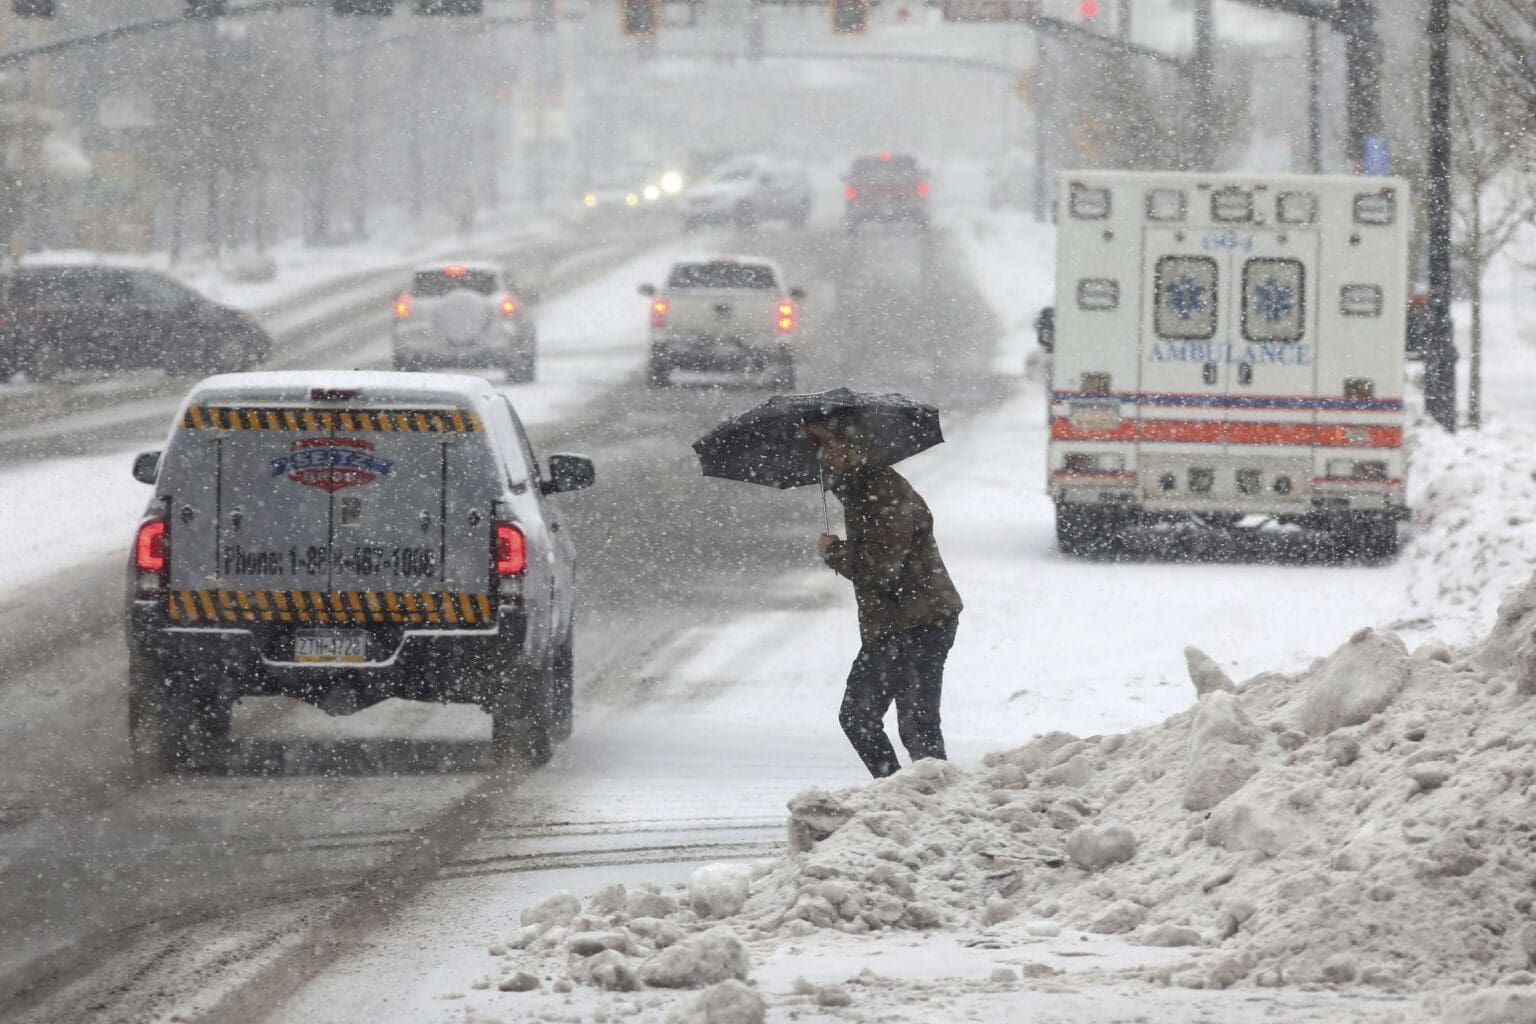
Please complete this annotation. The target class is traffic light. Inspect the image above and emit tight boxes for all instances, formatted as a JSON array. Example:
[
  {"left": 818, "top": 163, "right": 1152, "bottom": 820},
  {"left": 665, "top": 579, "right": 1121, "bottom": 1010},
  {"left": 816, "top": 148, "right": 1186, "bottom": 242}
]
[
  {"left": 1077, "top": 0, "right": 1099, "bottom": 16},
  {"left": 415, "top": 0, "right": 482, "bottom": 13},
  {"left": 831, "top": 0, "right": 868, "bottom": 34},
  {"left": 621, "top": 0, "right": 658, "bottom": 37},
  {"left": 184, "top": 0, "right": 227, "bottom": 16},
  {"left": 13, "top": 1, "right": 55, "bottom": 16},
  {"left": 334, "top": 0, "right": 396, "bottom": 13}
]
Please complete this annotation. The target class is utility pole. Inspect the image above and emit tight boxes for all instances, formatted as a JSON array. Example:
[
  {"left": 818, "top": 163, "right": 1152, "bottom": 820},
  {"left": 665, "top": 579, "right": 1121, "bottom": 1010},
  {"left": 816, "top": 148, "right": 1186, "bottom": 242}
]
[
  {"left": 349, "top": 17, "right": 370, "bottom": 239},
  {"left": 305, "top": 7, "right": 332, "bottom": 243},
  {"left": 1031, "top": 30, "right": 1048, "bottom": 222},
  {"left": 1338, "top": 0, "right": 1380, "bottom": 170},
  {"left": 1189, "top": 0, "right": 1215, "bottom": 170},
  {"left": 1422, "top": 0, "right": 1457, "bottom": 431},
  {"left": 204, "top": 18, "right": 221, "bottom": 259},
  {"left": 1306, "top": 18, "right": 1320, "bottom": 172},
  {"left": 408, "top": 23, "right": 423, "bottom": 223}
]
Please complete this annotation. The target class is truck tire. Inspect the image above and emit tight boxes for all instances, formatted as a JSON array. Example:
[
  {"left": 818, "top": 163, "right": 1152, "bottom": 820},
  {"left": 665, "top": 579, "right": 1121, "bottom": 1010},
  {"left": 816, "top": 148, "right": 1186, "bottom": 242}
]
[
  {"left": 550, "top": 633, "right": 574, "bottom": 743},
  {"left": 648, "top": 351, "right": 672, "bottom": 387},
  {"left": 769, "top": 355, "right": 796, "bottom": 392},
  {"left": 128, "top": 652, "right": 230, "bottom": 779},
  {"left": 1338, "top": 513, "right": 1400, "bottom": 562},
  {"left": 506, "top": 351, "right": 536, "bottom": 384},
  {"left": 490, "top": 668, "right": 552, "bottom": 767},
  {"left": 1054, "top": 502, "right": 1118, "bottom": 557}
]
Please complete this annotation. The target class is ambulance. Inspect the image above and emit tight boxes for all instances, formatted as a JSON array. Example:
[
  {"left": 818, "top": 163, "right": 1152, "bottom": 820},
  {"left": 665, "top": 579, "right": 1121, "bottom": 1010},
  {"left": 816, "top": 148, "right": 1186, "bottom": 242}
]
[{"left": 1047, "top": 170, "right": 1410, "bottom": 558}]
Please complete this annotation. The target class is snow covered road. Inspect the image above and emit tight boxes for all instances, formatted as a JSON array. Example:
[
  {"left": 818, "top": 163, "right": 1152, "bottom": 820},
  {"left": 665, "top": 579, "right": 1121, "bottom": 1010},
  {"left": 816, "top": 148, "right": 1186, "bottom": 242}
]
[{"left": 3, "top": 206, "right": 1522, "bottom": 1023}]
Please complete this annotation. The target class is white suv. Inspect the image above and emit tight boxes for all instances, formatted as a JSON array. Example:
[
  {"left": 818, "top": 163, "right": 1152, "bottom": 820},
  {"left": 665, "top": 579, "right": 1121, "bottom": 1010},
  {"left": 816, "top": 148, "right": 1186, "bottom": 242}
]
[
  {"left": 391, "top": 263, "right": 538, "bottom": 382},
  {"left": 682, "top": 158, "right": 813, "bottom": 231}
]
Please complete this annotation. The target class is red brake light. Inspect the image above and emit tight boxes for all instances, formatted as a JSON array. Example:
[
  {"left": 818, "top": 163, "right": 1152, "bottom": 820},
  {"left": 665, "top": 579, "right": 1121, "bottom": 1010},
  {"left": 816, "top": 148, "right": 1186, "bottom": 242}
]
[
  {"left": 394, "top": 294, "right": 412, "bottom": 319},
  {"left": 135, "top": 519, "right": 167, "bottom": 574},
  {"left": 879, "top": 152, "right": 891, "bottom": 162},
  {"left": 494, "top": 523, "right": 526, "bottom": 576},
  {"left": 651, "top": 298, "right": 669, "bottom": 328},
  {"left": 499, "top": 295, "right": 518, "bottom": 317},
  {"left": 915, "top": 180, "right": 931, "bottom": 198},
  {"left": 843, "top": 185, "right": 858, "bottom": 201},
  {"left": 776, "top": 301, "right": 795, "bottom": 333},
  {"left": 445, "top": 264, "right": 468, "bottom": 278}
]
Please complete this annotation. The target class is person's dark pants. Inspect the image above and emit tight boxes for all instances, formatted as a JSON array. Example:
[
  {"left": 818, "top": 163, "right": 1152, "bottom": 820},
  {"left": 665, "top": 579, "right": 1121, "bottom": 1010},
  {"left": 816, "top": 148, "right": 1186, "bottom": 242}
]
[{"left": 839, "top": 618, "right": 958, "bottom": 779}]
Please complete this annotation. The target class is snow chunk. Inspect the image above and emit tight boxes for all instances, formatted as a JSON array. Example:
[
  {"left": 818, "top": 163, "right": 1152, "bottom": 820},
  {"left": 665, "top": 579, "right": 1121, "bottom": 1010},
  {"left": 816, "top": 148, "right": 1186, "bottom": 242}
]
[
  {"left": 1087, "top": 900, "right": 1145, "bottom": 934},
  {"left": 1183, "top": 691, "right": 1262, "bottom": 811},
  {"left": 1065, "top": 824, "right": 1138, "bottom": 872},
  {"left": 1185, "top": 646, "right": 1235, "bottom": 696},
  {"left": 640, "top": 927, "right": 750, "bottom": 989},
  {"left": 786, "top": 789, "right": 854, "bottom": 852},
  {"left": 570, "top": 949, "right": 640, "bottom": 992},
  {"left": 690, "top": 864, "right": 754, "bottom": 919},
  {"left": 1139, "top": 924, "right": 1203, "bottom": 947},
  {"left": 1204, "top": 790, "right": 1300, "bottom": 857},
  {"left": 663, "top": 979, "right": 765, "bottom": 1024},
  {"left": 1296, "top": 628, "right": 1410, "bottom": 736},
  {"left": 1442, "top": 987, "right": 1536, "bottom": 1024},
  {"left": 521, "top": 890, "right": 581, "bottom": 928},
  {"left": 566, "top": 931, "right": 632, "bottom": 957}
]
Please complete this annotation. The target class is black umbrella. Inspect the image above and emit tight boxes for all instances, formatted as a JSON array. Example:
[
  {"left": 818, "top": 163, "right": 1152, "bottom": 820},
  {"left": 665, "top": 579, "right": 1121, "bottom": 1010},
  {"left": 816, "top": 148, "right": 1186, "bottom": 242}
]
[{"left": 693, "top": 387, "right": 944, "bottom": 524}]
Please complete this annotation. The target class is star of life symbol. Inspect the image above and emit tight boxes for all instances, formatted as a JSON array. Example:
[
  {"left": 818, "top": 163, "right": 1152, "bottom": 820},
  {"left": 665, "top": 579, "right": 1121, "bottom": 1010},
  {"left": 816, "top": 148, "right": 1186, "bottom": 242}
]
[
  {"left": 1252, "top": 276, "right": 1296, "bottom": 323},
  {"left": 1166, "top": 276, "right": 1208, "bottom": 321}
]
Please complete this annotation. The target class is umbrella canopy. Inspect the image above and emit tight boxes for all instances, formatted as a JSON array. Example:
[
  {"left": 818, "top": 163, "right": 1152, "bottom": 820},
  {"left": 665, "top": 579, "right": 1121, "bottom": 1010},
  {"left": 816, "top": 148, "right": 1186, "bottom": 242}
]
[{"left": 692, "top": 387, "right": 943, "bottom": 490}]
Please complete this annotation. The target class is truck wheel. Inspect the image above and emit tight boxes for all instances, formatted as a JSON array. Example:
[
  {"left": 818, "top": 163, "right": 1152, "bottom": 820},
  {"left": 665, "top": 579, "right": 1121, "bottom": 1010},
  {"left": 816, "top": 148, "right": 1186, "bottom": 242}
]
[
  {"left": 128, "top": 653, "right": 230, "bottom": 779},
  {"left": 648, "top": 351, "right": 672, "bottom": 387},
  {"left": 1055, "top": 502, "right": 1118, "bottom": 557},
  {"left": 550, "top": 633, "right": 574, "bottom": 743},
  {"left": 506, "top": 352, "right": 536, "bottom": 384},
  {"left": 1338, "top": 514, "right": 1400, "bottom": 562},
  {"left": 490, "top": 668, "right": 553, "bottom": 767},
  {"left": 769, "top": 356, "right": 796, "bottom": 392}
]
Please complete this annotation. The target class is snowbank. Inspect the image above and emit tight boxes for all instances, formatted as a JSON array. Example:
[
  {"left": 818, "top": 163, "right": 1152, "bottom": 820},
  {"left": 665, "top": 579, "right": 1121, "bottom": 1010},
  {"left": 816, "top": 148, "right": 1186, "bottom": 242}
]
[{"left": 496, "top": 572, "right": 1536, "bottom": 1019}]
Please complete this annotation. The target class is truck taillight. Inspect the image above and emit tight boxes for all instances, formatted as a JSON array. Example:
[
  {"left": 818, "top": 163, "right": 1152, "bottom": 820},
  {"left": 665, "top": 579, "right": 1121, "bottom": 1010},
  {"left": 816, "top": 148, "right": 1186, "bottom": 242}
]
[
  {"left": 843, "top": 185, "right": 858, "bottom": 202},
  {"left": 393, "top": 294, "right": 412, "bottom": 319},
  {"left": 135, "top": 519, "right": 168, "bottom": 595},
  {"left": 915, "top": 180, "right": 930, "bottom": 198},
  {"left": 776, "top": 301, "right": 795, "bottom": 334},
  {"left": 651, "top": 298, "right": 669, "bottom": 328},
  {"left": 498, "top": 295, "right": 518, "bottom": 318},
  {"left": 494, "top": 523, "right": 526, "bottom": 576}
]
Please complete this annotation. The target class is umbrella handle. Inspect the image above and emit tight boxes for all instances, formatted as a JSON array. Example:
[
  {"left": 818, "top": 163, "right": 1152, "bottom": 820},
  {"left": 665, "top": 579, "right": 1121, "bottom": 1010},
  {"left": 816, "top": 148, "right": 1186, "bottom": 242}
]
[{"left": 820, "top": 464, "right": 831, "bottom": 533}]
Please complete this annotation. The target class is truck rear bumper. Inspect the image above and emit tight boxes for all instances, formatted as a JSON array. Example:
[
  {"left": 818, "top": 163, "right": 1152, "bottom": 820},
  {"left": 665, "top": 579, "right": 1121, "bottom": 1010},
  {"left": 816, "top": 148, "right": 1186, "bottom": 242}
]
[
  {"left": 653, "top": 335, "right": 787, "bottom": 372},
  {"left": 128, "top": 599, "right": 531, "bottom": 709}
]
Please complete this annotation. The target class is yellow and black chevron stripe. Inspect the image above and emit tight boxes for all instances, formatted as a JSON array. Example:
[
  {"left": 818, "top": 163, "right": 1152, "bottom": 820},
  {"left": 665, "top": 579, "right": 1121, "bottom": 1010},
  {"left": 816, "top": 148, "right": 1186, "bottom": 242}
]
[
  {"left": 181, "top": 406, "right": 484, "bottom": 433},
  {"left": 166, "top": 590, "right": 495, "bottom": 626}
]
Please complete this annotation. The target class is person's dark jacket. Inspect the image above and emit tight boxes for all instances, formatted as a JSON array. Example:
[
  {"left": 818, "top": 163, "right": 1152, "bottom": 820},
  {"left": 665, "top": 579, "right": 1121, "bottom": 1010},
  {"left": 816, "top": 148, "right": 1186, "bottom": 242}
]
[{"left": 823, "top": 465, "right": 963, "bottom": 644}]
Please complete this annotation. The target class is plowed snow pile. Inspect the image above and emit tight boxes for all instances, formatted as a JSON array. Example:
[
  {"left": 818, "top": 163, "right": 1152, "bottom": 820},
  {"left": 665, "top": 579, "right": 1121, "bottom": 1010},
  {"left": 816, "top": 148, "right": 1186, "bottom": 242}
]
[{"left": 500, "top": 575, "right": 1536, "bottom": 1021}]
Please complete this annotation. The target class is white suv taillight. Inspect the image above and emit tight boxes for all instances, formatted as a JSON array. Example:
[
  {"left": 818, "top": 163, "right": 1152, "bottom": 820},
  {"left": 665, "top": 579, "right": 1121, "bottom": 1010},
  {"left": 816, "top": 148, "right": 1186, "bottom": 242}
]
[
  {"left": 651, "top": 298, "right": 669, "bottom": 329},
  {"left": 135, "top": 518, "right": 168, "bottom": 596},
  {"left": 393, "top": 294, "right": 412, "bottom": 319},
  {"left": 498, "top": 295, "right": 519, "bottom": 318},
  {"left": 776, "top": 301, "right": 795, "bottom": 334}
]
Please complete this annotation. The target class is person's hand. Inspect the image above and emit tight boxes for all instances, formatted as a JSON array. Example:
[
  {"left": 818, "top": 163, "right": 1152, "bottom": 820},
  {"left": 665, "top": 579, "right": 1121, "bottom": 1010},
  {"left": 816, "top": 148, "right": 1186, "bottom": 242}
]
[{"left": 818, "top": 533, "right": 840, "bottom": 558}]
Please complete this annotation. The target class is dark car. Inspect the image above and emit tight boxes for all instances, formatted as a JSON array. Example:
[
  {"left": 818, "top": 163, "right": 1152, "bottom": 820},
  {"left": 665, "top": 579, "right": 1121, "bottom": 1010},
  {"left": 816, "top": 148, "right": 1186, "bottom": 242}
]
[
  {"left": 843, "top": 153, "right": 931, "bottom": 233},
  {"left": 0, "top": 265, "right": 272, "bottom": 382},
  {"left": 125, "top": 371, "right": 594, "bottom": 775}
]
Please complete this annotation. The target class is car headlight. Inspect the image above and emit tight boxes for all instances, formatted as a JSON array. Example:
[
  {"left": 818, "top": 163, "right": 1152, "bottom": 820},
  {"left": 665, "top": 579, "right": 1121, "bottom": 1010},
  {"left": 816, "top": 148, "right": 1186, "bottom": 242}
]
[
  {"left": 660, "top": 171, "right": 684, "bottom": 194},
  {"left": 583, "top": 193, "right": 598, "bottom": 208}
]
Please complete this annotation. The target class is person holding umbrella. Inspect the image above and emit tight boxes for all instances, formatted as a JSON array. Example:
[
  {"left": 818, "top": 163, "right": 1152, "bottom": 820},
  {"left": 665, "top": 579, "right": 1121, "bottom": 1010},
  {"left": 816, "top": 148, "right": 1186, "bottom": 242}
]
[
  {"left": 802, "top": 411, "right": 963, "bottom": 778},
  {"left": 692, "top": 388, "right": 963, "bottom": 779}
]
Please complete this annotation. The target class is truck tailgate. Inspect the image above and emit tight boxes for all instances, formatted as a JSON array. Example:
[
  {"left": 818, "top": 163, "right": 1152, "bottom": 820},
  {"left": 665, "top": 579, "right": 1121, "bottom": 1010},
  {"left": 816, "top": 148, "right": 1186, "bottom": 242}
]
[{"left": 162, "top": 403, "right": 498, "bottom": 629}]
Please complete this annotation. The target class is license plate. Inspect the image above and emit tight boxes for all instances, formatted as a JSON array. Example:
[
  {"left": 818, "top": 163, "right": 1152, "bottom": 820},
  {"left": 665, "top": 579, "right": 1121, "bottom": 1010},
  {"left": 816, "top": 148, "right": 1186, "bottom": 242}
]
[{"left": 295, "top": 629, "right": 368, "bottom": 664}]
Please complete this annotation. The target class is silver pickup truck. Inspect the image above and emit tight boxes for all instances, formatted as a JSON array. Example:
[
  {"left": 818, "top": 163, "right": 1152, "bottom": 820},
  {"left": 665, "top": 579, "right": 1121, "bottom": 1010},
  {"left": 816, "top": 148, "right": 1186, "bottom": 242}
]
[{"left": 639, "top": 257, "right": 806, "bottom": 389}]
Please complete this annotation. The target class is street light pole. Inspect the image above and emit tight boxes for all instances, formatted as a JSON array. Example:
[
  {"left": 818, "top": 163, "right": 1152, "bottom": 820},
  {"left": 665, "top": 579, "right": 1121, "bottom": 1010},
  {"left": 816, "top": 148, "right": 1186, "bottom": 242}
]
[
  {"left": 1422, "top": 0, "right": 1457, "bottom": 431},
  {"left": 1190, "top": 0, "right": 1215, "bottom": 169},
  {"left": 1306, "top": 18, "right": 1320, "bottom": 172}
]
